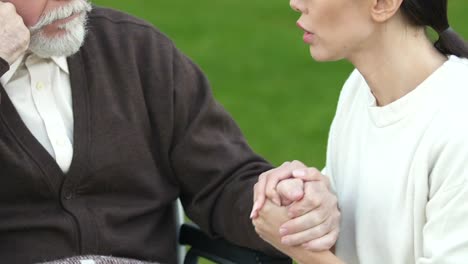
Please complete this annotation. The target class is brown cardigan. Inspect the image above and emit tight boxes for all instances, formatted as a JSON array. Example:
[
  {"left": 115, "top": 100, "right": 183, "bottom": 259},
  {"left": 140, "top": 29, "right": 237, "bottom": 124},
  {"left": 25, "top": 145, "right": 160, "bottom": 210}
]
[{"left": 0, "top": 6, "right": 280, "bottom": 263}]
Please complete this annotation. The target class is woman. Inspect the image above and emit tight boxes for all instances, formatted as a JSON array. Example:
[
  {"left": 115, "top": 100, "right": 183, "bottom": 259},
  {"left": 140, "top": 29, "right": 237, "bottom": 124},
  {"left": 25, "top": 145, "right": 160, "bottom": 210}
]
[{"left": 252, "top": 0, "right": 468, "bottom": 263}]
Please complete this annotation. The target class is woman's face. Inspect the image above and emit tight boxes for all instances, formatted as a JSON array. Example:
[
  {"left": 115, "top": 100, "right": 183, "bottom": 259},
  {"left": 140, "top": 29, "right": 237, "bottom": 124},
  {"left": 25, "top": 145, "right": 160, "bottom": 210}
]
[{"left": 290, "top": 0, "right": 375, "bottom": 61}]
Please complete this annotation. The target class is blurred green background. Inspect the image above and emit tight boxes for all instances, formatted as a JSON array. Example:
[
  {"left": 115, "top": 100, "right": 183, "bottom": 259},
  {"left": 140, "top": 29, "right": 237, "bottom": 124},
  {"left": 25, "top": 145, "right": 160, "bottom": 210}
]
[
  {"left": 91, "top": 0, "right": 468, "bottom": 168},
  {"left": 90, "top": 1, "right": 467, "bottom": 262}
]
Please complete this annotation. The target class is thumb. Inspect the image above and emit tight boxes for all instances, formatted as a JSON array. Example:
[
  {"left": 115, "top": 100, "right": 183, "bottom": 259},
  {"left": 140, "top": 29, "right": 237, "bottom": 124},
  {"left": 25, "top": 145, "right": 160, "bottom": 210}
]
[{"left": 276, "top": 178, "right": 304, "bottom": 205}]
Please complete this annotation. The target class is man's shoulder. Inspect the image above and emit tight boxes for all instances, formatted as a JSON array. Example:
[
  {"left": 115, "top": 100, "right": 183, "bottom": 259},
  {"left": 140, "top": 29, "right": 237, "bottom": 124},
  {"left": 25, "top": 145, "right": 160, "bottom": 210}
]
[
  {"left": 89, "top": 6, "right": 153, "bottom": 29},
  {"left": 86, "top": 6, "right": 172, "bottom": 46}
]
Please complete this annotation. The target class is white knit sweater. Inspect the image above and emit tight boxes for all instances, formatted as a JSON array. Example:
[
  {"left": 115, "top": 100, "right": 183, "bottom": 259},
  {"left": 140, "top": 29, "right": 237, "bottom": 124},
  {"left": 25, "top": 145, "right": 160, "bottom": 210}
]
[{"left": 324, "top": 56, "right": 468, "bottom": 263}]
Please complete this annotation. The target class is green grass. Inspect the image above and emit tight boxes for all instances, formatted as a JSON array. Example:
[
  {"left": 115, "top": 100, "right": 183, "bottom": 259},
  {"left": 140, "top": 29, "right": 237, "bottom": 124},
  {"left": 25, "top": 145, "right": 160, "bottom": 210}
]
[
  {"left": 91, "top": 1, "right": 468, "bottom": 262},
  {"left": 91, "top": 1, "right": 468, "bottom": 168}
]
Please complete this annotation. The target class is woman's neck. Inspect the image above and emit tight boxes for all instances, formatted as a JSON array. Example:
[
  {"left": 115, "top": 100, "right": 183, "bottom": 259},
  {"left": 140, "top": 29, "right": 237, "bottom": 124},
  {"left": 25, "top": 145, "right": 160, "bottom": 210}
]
[{"left": 349, "top": 25, "right": 447, "bottom": 106}]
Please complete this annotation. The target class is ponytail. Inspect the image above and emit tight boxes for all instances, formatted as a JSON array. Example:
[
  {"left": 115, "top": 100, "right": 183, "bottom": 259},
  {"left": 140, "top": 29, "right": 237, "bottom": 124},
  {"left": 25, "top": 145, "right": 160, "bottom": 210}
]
[
  {"left": 400, "top": 0, "right": 468, "bottom": 58},
  {"left": 435, "top": 28, "right": 468, "bottom": 57}
]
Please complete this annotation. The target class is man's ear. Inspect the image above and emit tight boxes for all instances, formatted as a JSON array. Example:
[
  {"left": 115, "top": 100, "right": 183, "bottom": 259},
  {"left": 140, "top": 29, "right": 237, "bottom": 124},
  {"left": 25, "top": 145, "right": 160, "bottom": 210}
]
[{"left": 370, "top": 0, "right": 404, "bottom": 23}]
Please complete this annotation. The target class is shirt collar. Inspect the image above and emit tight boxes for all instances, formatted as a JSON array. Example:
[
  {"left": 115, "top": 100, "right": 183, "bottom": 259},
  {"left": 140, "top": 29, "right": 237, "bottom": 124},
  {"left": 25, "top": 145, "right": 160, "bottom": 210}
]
[
  {"left": 0, "top": 54, "right": 69, "bottom": 87},
  {"left": 0, "top": 54, "right": 26, "bottom": 87},
  {"left": 51, "top": 56, "right": 70, "bottom": 74}
]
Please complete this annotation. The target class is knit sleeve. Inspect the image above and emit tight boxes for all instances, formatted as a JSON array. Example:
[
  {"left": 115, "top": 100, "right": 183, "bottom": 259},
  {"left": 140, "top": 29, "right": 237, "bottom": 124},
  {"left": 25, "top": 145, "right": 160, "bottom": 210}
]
[
  {"left": 417, "top": 127, "right": 468, "bottom": 263},
  {"left": 166, "top": 44, "right": 284, "bottom": 256}
]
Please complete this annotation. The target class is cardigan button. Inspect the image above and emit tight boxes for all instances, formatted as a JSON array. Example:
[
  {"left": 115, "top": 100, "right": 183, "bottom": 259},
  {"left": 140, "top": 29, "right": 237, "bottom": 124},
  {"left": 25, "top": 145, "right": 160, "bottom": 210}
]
[{"left": 64, "top": 191, "right": 73, "bottom": 200}]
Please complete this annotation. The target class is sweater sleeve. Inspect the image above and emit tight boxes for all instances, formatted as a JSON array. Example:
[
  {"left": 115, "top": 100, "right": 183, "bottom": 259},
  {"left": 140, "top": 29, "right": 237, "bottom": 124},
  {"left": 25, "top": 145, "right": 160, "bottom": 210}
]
[
  {"left": 417, "top": 128, "right": 468, "bottom": 263},
  {"left": 166, "top": 44, "right": 283, "bottom": 256}
]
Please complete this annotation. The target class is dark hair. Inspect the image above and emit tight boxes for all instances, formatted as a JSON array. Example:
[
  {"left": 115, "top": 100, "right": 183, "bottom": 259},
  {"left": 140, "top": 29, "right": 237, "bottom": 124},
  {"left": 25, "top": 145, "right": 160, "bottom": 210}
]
[{"left": 400, "top": 0, "right": 468, "bottom": 58}]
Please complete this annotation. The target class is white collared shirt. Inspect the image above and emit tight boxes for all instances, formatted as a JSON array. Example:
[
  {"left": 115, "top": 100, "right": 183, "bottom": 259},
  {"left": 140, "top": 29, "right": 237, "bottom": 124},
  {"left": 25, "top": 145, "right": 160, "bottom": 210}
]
[{"left": 0, "top": 53, "right": 74, "bottom": 173}]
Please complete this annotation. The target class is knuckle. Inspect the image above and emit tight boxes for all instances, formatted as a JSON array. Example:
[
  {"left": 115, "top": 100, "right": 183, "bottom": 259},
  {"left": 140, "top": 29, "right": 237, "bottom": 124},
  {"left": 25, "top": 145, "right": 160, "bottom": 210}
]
[
  {"left": 310, "top": 213, "right": 325, "bottom": 226},
  {"left": 289, "top": 208, "right": 300, "bottom": 218},
  {"left": 258, "top": 173, "right": 266, "bottom": 181},
  {"left": 315, "top": 225, "right": 326, "bottom": 237},
  {"left": 323, "top": 238, "right": 334, "bottom": 250},
  {"left": 334, "top": 210, "right": 342, "bottom": 222},
  {"left": 305, "top": 240, "right": 319, "bottom": 251},
  {"left": 318, "top": 181, "right": 328, "bottom": 190},
  {"left": 276, "top": 182, "right": 288, "bottom": 195},
  {"left": 318, "top": 220, "right": 329, "bottom": 233},
  {"left": 3, "top": 3, "right": 16, "bottom": 14},
  {"left": 332, "top": 229, "right": 340, "bottom": 241},
  {"left": 289, "top": 207, "right": 305, "bottom": 218},
  {"left": 321, "top": 217, "right": 333, "bottom": 231},
  {"left": 306, "top": 196, "right": 321, "bottom": 208},
  {"left": 267, "top": 174, "right": 279, "bottom": 182},
  {"left": 265, "top": 188, "right": 277, "bottom": 199},
  {"left": 317, "top": 208, "right": 328, "bottom": 220},
  {"left": 291, "top": 160, "right": 305, "bottom": 167},
  {"left": 304, "top": 181, "right": 320, "bottom": 192},
  {"left": 308, "top": 167, "right": 320, "bottom": 175},
  {"left": 3, "top": 2, "right": 15, "bottom": 10}
]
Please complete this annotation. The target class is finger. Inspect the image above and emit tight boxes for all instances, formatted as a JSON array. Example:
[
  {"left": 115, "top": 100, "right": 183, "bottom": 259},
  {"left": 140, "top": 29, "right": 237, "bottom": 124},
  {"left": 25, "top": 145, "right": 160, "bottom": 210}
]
[
  {"left": 322, "top": 174, "right": 332, "bottom": 190},
  {"left": 251, "top": 183, "right": 259, "bottom": 219},
  {"left": 287, "top": 182, "right": 326, "bottom": 218},
  {"left": 265, "top": 160, "right": 306, "bottom": 205},
  {"left": 288, "top": 180, "right": 333, "bottom": 218},
  {"left": 280, "top": 204, "right": 329, "bottom": 236},
  {"left": 250, "top": 172, "right": 269, "bottom": 219},
  {"left": 301, "top": 228, "right": 340, "bottom": 251},
  {"left": 276, "top": 178, "right": 304, "bottom": 205},
  {"left": 292, "top": 167, "right": 323, "bottom": 182},
  {"left": 251, "top": 161, "right": 291, "bottom": 218},
  {"left": 280, "top": 215, "right": 333, "bottom": 246}
]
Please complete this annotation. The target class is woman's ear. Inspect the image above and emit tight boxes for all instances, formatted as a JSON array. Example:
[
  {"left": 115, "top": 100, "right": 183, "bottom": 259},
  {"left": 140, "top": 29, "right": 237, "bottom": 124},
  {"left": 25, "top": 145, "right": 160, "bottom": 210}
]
[{"left": 370, "top": 0, "right": 404, "bottom": 23}]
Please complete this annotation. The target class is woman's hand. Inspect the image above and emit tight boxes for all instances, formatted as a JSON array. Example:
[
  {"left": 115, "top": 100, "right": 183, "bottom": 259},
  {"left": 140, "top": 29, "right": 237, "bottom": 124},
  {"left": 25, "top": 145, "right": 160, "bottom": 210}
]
[
  {"left": 253, "top": 199, "right": 344, "bottom": 264},
  {"left": 253, "top": 199, "right": 291, "bottom": 253},
  {"left": 251, "top": 161, "right": 341, "bottom": 250}
]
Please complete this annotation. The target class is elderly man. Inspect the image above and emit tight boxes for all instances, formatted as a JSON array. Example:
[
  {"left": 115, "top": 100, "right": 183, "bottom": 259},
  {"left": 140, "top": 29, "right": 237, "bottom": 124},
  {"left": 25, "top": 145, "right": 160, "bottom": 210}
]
[{"left": 0, "top": 1, "right": 339, "bottom": 263}]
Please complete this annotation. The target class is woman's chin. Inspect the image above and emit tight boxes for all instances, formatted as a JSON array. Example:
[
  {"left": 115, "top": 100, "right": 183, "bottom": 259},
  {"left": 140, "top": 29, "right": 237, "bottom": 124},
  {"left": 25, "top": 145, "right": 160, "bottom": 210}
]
[{"left": 309, "top": 47, "right": 341, "bottom": 62}]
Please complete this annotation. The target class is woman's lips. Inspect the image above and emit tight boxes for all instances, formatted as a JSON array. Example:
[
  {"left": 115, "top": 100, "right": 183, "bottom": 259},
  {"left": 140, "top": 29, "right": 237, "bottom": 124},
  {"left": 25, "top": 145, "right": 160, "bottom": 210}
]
[
  {"left": 303, "top": 31, "right": 314, "bottom": 44},
  {"left": 297, "top": 22, "right": 315, "bottom": 44}
]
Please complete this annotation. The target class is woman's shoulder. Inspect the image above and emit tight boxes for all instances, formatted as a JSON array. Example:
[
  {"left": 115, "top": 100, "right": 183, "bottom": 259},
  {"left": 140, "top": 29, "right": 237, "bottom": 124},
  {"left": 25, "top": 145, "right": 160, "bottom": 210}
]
[
  {"left": 341, "top": 69, "right": 365, "bottom": 95},
  {"left": 442, "top": 55, "right": 468, "bottom": 84},
  {"left": 428, "top": 56, "right": 468, "bottom": 138},
  {"left": 334, "top": 69, "right": 367, "bottom": 111}
]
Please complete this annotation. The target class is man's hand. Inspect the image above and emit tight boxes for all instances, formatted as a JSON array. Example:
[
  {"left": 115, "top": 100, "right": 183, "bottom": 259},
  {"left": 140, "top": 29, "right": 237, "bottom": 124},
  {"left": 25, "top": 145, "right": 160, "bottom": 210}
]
[
  {"left": 251, "top": 161, "right": 308, "bottom": 217},
  {"left": 0, "top": 2, "right": 30, "bottom": 65},
  {"left": 251, "top": 161, "right": 340, "bottom": 251}
]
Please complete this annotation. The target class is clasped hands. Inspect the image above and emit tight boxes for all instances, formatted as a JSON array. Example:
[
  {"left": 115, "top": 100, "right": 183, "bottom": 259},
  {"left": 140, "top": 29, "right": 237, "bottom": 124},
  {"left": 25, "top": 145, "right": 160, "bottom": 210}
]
[{"left": 251, "top": 161, "right": 340, "bottom": 254}]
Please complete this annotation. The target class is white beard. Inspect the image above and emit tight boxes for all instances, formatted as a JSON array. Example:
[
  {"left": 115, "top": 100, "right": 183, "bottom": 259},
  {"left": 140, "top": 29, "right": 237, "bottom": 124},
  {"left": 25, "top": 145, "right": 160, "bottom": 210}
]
[{"left": 28, "top": 0, "right": 92, "bottom": 58}]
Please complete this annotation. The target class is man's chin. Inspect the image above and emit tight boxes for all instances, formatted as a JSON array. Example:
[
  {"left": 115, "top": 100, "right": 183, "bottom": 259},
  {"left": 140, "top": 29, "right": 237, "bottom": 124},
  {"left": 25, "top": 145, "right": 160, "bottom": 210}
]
[
  {"left": 29, "top": 45, "right": 82, "bottom": 58},
  {"left": 28, "top": 13, "right": 88, "bottom": 58},
  {"left": 29, "top": 29, "right": 86, "bottom": 58}
]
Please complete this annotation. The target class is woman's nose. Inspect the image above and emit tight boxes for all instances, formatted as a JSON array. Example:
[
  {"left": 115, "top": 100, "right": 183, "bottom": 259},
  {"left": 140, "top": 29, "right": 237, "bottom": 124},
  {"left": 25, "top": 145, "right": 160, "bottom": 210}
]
[{"left": 290, "top": 0, "right": 306, "bottom": 14}]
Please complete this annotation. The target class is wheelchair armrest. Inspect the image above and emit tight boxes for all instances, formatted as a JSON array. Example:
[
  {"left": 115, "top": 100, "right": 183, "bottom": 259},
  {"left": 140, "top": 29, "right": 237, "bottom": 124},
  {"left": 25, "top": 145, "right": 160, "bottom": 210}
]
[{"left": 179, "top": 223, "right": 292, "bottom": 264}]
